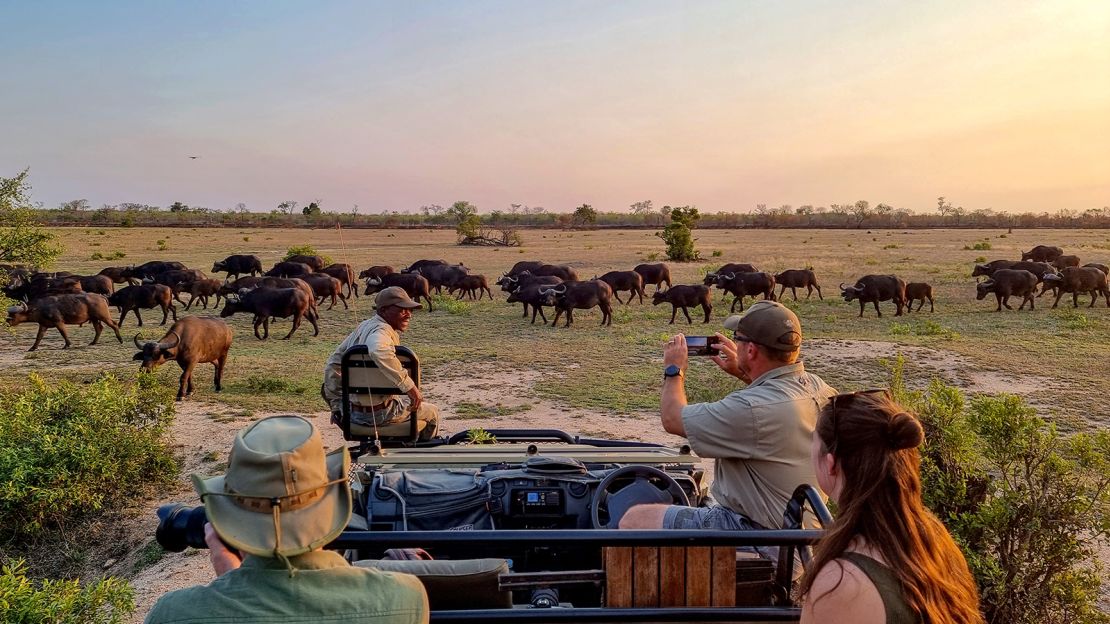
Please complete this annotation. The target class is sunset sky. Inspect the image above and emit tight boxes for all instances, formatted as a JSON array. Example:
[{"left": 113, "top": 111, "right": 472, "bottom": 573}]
[{"left": 2, "top": 1, "right": 1107, "bottom": 214}]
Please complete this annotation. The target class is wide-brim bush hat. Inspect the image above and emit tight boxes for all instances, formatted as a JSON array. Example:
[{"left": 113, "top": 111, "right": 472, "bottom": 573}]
[{"left": 192, "top": 415, "right": 351, "bottom": 558}]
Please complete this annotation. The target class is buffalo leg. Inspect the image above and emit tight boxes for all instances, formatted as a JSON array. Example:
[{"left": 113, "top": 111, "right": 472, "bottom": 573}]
[
  {"left": 424, "top": 295, "right": 434, "bottom": 312},
  {"left": 614, "top": 292, "right": 625, "bottom": 305},
  {"left": 170, "top": 304, "right": 178, "bottom": 322},
  {"left": 134, "top": 308, "right": 144, "bottom": 326},
  {"left": 104, "top": 315, "right": 122, "bottom": 343},
  {"left": 551, "top": 309, "right": 563, "bottom": 326},
  {"left": 778, "top": 285, "right": 786, "bottom": 300},
  {"left": 859, "top": 301, "right": 866, "bottom": 317},
  {"left": 530, "top": 306, "right": 540, "bottom": 324},
  {"left": 564, "top": 308, "right": 574, "bottom": 328},
  {"left": 340, "top": 293, "right": 349, "bottom": 310},
  {"left": 160, "top": 305, "right": 170, "bottom": 325},
  {"left": 681, "top": 306, "right": 693, "bottom": 324},
  {"left": 701, "top": 303, "right": 711, "bottom": 323},
  {"left": 29, "top": 324, "right": 49, "bottom": 351},
  {"left": 284, "top": 313, "right": 301, "bottom": 339},
  {"left": 185, "top": 295, "right": 194, "bottom": 310},
  {"left": 90, "top": 320, "right": 103, "bottom": 345},
  {"left": 308, "top": 309, "right": 320, "bottom": 336},
  {"left": 537, "top": 306, "right": 549, "bottom": 324},
  {"left": 995, "top": 294, "right": 1004, "bottom": 311},
  {"left": 669, "top": 306, "right": 678, "bottom": 324},
  {"left": 791, "top": 287, "right": 799, "bottom": 301},
  {"left": 1088, "top": 292, "right": 1096, "bottom": 308},
  {"left": 1072, "top": 292, "right": 1080, "bottom": 308},
  {"left": 1051, "top": 290, "right": 1063, "bottom": 308},
  {"left": 873, "top": 300, "right": 883, "bottom": 317},
  {"left": 521, "top": 303, "right": 529, "bottom": 317},
  {"left": 253, "top": 317, "right": 264, "bottom": 340},
  {"left": 1002, "top": 296, "right": 1013, "bottom": 310},
  {"left": 894, "top": 299, "right": 903, "bottom": 316},
  {"left": 214, "top": 354, "right": 226, "bottom": 391},
  {"left": 815, "top": 285, "right": 823, "bottom": 300}
]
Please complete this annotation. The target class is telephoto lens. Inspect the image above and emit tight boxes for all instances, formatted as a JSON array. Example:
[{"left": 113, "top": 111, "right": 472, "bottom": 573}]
[{"left": 155, "top": 504, "right": 210, "bottom": 552}]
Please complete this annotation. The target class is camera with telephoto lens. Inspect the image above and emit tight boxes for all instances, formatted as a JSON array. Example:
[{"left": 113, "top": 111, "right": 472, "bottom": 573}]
[
  {"left": 155, "top": 504, "right": 210, "bottom": 552},
  {"left": 685, "top": 335, "right": 721, "bottom": 356}
]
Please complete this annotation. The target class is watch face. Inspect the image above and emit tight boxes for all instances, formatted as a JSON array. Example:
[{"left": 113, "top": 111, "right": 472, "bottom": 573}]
[{"left": 664, "top": 365, "right": 681, "bottom": 377}]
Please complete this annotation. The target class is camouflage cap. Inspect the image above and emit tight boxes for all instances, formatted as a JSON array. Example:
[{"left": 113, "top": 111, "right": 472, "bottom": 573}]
[
  {"left": 723, "top": 300, "right": 802, "bottom": 352},
  {"left": 374, "top": 286, "right": 422, "bottom": 310}
]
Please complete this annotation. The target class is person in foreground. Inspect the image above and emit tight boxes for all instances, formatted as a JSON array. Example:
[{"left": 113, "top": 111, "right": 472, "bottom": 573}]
[
  {"left": 145, "top": 415, "right": 429, "bottom": 624},
  {"left": 798, "top": 390, "right": 983, "bottom": 624},
  {"left": 322, "top": 286, "right": 439, "bottom": 440},
  {"left": 620, "top": 300, "right": 837, "bottom": 533}
]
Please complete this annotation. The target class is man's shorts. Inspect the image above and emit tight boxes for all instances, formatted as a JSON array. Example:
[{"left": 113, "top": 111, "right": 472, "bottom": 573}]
[{"left": 662, "top": 504, "right": 765, "bottom": 531}]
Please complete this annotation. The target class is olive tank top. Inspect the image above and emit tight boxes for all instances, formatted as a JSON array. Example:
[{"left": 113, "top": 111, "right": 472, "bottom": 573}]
[{"left": 841, "top": 552, "right": 922, "bottom": 624}]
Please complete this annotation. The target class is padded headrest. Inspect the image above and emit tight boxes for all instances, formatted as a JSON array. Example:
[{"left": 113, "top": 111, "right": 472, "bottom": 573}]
[{"left": 355, "top": 558, "right": 512, "bottom": 610}]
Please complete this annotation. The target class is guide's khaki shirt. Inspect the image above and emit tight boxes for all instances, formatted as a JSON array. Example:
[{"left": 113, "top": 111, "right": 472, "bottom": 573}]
[
  {"left": 681, "top": 362, "right": 836, "bottom": 530},
  {"left": 325, "top": 315, "right": 415, "bottom": 405}
]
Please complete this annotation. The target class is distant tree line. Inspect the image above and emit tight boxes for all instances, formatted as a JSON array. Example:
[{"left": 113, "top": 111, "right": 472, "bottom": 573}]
[{"left": 29, "top": 193, "right": 1110, "bottom": 230}]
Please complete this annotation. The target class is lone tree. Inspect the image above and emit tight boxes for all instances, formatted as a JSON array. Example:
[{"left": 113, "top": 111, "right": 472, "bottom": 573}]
[
  {"left": 656, "top": 205, "right": 700, "bottom": 261},
  {"left": 302, "top": 201, "right": 322, "bottom": 216},
  {"left": 1, "top": 169, "right": 62, "bottom": 271},
  {"left": 572, "top": 203, "right": 597, "bottom": 227}
]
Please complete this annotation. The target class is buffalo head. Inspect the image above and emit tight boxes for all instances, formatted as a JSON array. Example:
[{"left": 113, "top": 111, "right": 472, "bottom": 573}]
[
  {"left": 133, "top": 330, "right": 181, "bottom": 371},
  {"left": 703, "top": 272, "right": 718, "bottom": 286},
  {"left": 6, "top": 303, "right": 30, "bottom": 326},
  {"left": 211, "top": 260, "right": 226, "bottom": 273},
  {"left": 974, "top": 279, "right": 995, "bottom": 300},
  {"left": 839, "top": 282, "right": 863, "bottom": 301},
  {"left": 971, "top": 264, "right": 992, "bottom": 277}
]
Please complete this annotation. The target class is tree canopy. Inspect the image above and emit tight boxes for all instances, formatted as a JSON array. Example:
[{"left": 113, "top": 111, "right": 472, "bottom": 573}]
[{"left": 0, "top": 170, "right": 62, "bottom": 271}]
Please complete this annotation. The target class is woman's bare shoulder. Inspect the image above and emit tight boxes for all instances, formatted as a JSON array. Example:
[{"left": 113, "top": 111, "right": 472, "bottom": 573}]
[{"left": 800, "top": 558, "right": 885, "bottom": 624}]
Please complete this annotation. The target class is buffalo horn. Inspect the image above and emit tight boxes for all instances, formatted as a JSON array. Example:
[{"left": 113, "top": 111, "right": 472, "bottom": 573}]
[
  {"left": 538, "top": 287, "right": 551, "bottom": 295},
  {"left": 368, "top": 277, "right": 381, "bottom": 286},
  {"left": 706, "top": 272, "right": 717, "bottom": 279},
  {"left": 133, "top": 333, "right": 144, "bottom": 349},
  {"left": 724, "top": 273, "right": 735, "bottom": 280},
  {"left": 839, "top": 282, "right": 847, "bottom": 290},
  {"left": 162, "top": 330, "right": 181, "bottom": 348},
  {"left": 554, "top": 285, "right": 567, "bottom": 294}
]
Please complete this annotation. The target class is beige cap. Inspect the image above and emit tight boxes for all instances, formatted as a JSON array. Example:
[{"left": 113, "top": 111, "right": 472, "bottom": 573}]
[
  {"left": 374, "top": 286, "right": 422, "bottom": 310},
  {"left": 192, "top": 415, "right": 351, "bottom": 558},
  {"left": 723, "top": 300, "right": 802, "bottom": 352}
]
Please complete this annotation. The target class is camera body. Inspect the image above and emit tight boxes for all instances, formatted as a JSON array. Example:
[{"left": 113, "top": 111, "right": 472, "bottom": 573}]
[
  {"left": 685, "top": 335, "right": 721, "bottom": 356},
  {"left": 156, "top": 504, "right": 210, "bottom": 552}
]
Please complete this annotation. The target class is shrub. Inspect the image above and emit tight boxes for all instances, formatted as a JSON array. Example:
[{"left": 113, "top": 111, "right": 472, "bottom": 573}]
[
  {"left": 119, "top": 215, "right": 134, "bottom": 228},
  {"left": 882, "top": 244, "right": 900, "bottom": 249},
  {"left": 655, "top": 206, "right": 700, "bottom": 261},
  {"left": 155, "top": 239, "right": 168, "bottom": 251},
  {"left": 0, "top": 373, "right": 177, "bottom": 539},
  {"left": 0, "top": 560, "right": 134, "bottom": 623},
  {"left": 974, "top": 255, "right": 987, "bottom": 263},
  {"left": 969, "top": 241, "right": 992, "bottom": 250},
  {"left": 887, "top": 357, "right": 1110, "bottom": 623},
  {"left": 711, "top": 249, "right": 723, "bottom": 257},
  {"left": 283, "top": 244, "right": 333, "bottom": 266}
]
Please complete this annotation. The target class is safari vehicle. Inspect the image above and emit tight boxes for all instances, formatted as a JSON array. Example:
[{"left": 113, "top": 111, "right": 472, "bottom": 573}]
[{"left": 329, "top": 345, "right": 832, "bottom": 622}]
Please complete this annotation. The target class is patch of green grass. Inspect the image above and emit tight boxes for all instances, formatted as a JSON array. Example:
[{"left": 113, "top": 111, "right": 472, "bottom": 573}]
[
  {"left": 132, "top": 540, "right": 165, "bottom": 573},
  {"left": 431, "top": 295, "right": 472, "bottom": 315},
  {"left": 882, "top": 244, "right": 900, "bottom": 249},
  {"left": 465, "top": 428, "right": 497, "bottom": 444},
  {"left": 237, "top": 375, "right": 310, "bottom": 394},
  {"left": 454, "top": 401, "right": 532, "bottom": 419}
]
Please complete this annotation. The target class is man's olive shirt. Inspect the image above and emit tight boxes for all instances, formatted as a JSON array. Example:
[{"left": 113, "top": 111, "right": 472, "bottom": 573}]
[
  {"left": 144, "top": 550, "right": 429, "bottom": 624},
  {"left": 681, "top": 362, "right": 837, "bottom": 530}
]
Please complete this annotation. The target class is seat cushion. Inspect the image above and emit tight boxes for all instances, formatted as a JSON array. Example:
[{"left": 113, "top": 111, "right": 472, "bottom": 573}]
[{"left": 355, "top": 558, "right": 512, "bottom": 610}]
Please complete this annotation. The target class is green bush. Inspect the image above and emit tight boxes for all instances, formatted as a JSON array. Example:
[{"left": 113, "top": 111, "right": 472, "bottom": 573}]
[
  {"left": 964, "top": 241, "right": 992, "bottom": 251},
  {"left": 0, "top": 560, "right": 134, "bottom": 623},
  {"left": 888, "top": 356, "right": 1110, "bottom": 624},
  {"left": 655, "top": 206, "right": 700, "bottom": 261},
  {"left": 0, "top": 373, "right": 177, "bottom": 539},
  {"left": 283, "top": 244, "right": 333, "bottom": 266},
  {"left": 431, "top": 294, "right": 472, "bottom": 315}
]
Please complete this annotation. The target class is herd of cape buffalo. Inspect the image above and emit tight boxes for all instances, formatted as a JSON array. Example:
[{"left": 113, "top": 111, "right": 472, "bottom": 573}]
[{"left": 3, "top": 243, "right": 1108, "bottom": 400}]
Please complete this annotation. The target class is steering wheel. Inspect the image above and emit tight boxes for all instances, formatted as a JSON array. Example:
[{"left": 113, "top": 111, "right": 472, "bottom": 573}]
[{"left": 591, "top": 465, "right": 690, "bottom": 529}]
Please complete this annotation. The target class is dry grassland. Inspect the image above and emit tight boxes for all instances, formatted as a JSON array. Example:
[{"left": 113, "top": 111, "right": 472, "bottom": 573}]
[{"left": 3, "top": 226, "right": 1109, "bottom": 433}]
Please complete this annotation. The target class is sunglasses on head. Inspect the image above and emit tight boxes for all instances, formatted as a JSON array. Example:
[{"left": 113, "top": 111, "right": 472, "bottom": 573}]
[{"left": 826, "top": 388, "right": 892, "bottom": 451}]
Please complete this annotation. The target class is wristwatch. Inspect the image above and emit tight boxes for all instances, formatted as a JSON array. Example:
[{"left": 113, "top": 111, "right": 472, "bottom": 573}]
[{"left": 663, "top": 364, "right": 683, "bottom": 379}]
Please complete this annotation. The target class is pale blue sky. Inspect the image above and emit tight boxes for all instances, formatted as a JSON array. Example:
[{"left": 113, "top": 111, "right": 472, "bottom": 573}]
[{"left": 2, "top": 1, "right": 1107, "bottom": 213}]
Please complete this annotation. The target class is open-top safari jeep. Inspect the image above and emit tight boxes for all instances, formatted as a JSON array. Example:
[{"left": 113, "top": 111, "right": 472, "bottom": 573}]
[{"left": 332, "top": 345, "right": 831, "bottom": 622}]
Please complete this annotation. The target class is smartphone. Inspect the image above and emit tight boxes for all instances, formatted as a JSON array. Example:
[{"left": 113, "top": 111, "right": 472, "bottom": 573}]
[{"left": 686, "top": 336, "right": 720, "bottom": 356}]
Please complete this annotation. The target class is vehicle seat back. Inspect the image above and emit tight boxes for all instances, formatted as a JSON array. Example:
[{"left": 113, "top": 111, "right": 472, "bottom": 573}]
[
  {"left": 340, "top": 344, "right": 422, "bottom": 448},
  {"left": 356, "top": 558, "right": 513, "bottom": 610}
]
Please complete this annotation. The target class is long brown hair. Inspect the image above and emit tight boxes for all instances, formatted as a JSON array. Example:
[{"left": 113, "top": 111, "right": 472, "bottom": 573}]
[{"left": 798, "top": 391, "right": 983, "bottom": 624}]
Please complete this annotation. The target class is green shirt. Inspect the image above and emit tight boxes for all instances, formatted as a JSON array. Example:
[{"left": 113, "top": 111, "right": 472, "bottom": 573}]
[
  {"left": 144, "top": 550, "right": 429, "bottom": 624},
  {"left": 681, "top": 362, "right": 836, "bottom": 529}
]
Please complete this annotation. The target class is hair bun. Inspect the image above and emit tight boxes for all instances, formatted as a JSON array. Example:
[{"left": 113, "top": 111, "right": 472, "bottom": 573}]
[{"left": 886, "top": 412, "right": 924, "bottom": 450}]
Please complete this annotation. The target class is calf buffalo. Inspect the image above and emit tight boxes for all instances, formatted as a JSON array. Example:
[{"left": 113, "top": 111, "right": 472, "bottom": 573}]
[
  {"left": 109, "top": 284, "right": 178, "bottom": 326},
  {"left": 596, "top": 270, "right": 645, "bottom": 304},
  {"left": 841, "top": 275, "right": 907, "bottom": 317},
  {"left": 218, "top": 276, "right": 266, "bottom": 299},
  {"left": 652, "top": 285, "right": 713, "bottom": 325},
  {"left": 450, "top": 274, "right": 494, "bottom": 300},
  {"left": 133, "top": 317, "right": 233, "bottom": 401},
  {"left": 1043, "top": 266, "right": 1110, "bottom": 309},
  {"left": 286, "top": 254, "right": 326, "bottom": 271},
  {"left": 320, "top": 263, "right": 359, "bottom": 298},
  {"left": 364, "top": 273, "right": 434, "bottom": 310},
  {"left": 539, "top": 281, "right": 613, "bottom": 327},
  {"left": 774, "top": 269, "right": 822, "bottom": 300},
  {"left": 265, "top": 261, "right": 314, "bottom": 278},
  {"left": 220, "top": 287, "right": 320, "bottom": 340},
  {"left": 976, "top": 270, "right": 1038, "bottom": 311},
  {"left": 98, "top": 266, "right": 138, "bottom": 286},
  {"left": 6, "top": 293, "right": 122, "bottom": 351},
  {"left": 212, "top": 254, "right": 263, "bottom": 280},
  {"left": 300, "top": 273, "right": 348, "bottom": 310},
  {"left": 633, "top": 263, "right": 672, "bottom": 293},
  {"left": 904, "top": 282, "right": 935, "bottom": 312},
  {"left": 972, "top": 259, "right": 1017, "bottom": 277},
  {"left": 503, "top": 275, "right": 563, "bottom": 318},
  {"left": 1021, "top": 245, "right": 1064, "bottom": 263},
  {"left": 75, "top": 274, "right": 114, "bottom": 297},
  {"left": 716, "top": 272, "right": 776, "bottom": 312},
  {"left": 182, "top": 278, "right": 224, "bottom": 310}
]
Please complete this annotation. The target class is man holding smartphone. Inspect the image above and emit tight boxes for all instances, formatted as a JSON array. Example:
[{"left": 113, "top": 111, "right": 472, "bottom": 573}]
[{"left": 619, "top": 300, "right": 837, "bottom": 534}]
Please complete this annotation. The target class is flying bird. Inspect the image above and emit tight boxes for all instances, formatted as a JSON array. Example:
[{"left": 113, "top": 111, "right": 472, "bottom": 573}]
[{"left": 187, "top": 156, "right": 200, "bottom": 159}]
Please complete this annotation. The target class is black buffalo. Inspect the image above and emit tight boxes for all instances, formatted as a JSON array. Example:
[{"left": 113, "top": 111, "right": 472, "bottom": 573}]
[
  {"left": 98, "top": 266, "right": 139, "bottom": 286},
  {"left": 1043, "top": 266, "right": 1110, "bottom": 309},
  {"left": 300, "top": 273, "right": 348, "bottom": 310},
  {"left": 6, "top": 293, "right": 123, "bottom": 351},
  {"left": 358, "top": 265, "right": 396, "bottom": 281},
  {"left": 402, "top": 259, "right": 448, "bottom": 274},
  {"left": 220, "top": 287, "right": 320, "bottom": 340},
  {"left": 265, "top": 261, "right": 314, "bottom": 278},
  {"left": 412, "top": 263, "right": 469, "bottom": 294},
  {"left": 773, "top": 269, "right": 822, "bottom": 300},
  {"left": 505, "top": 260, "right": 546, "bottom": 277},
  {"left": 286, "top": 254, "right": 326, "bottom": 271},
  {"left": 704, "top": 263, "right": 757, "bottom": 287},
  {"left": 530, "top": 264, "right": 579, "bottom": 282},
  {"left": 976, "top": 270, "right": 1038, "bottom": 312},
  {"left": 633, "top": 263, "right": 672, "bottom": 293},
  {"left": 716, "top": 272, "right": 776, "bottom": 312},
  {"left": 506, "top": 283, "right": 557, "bottom": 324},
  {"left": 109, "top": 284, "right": 178, "bottom": 326},
  {"left": 320, "top": 263, "right": 359, "bottom": 298},
  {"left": 840, "top": 275, "right": 907, "bottom": 317},
  {"left": 539, "top": 281, "right": 613, "bottom": 327},
  {"left": 595, "top": 270, "right": 645, "bottom": 304},
  {"left": 212, "top": 254, "right": 263, "bottom": 280},
  {"left": 971, "top": 259, "right": 1017, "bottom": 277},
  {"left": 123, "top": 261, "right": 188, "bottom": 281},
  {"left": 364, "top": 273, "right": 434, "bottom": 311},
  {"left": 651, "top": 285, "right": 713, "bottom": 325},
  {"left": 1021, "top": 245, "right": 1064, "bottom": 263},
  {"left": 133, "top": 317, "right": 233, "bottom": 401}
]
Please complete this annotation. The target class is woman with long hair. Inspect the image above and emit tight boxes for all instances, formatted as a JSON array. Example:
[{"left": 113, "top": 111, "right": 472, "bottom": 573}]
[{"left": 798, "top": 390, "right": 983, "bottom": 624}]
